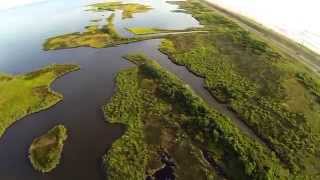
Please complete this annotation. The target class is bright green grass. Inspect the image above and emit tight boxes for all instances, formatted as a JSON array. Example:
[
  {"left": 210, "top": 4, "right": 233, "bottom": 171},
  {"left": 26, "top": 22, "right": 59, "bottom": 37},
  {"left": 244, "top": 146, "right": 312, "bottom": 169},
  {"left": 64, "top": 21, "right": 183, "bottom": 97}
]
[
  {"left": 161, "top": 0, "right": 320, "bottom": 177},
  {"left": 126, "top": 27, "right": 184, "bottom": 35},
  {"left": 0, "top": 64, "right": 79, "bottom": 138},
  {"left": 88, "top": 1, "right": 152, "bottom": 19},
  {"left": 127, "top": 27, "right": 160, "bottom": 35},
  {"left": 103, "top": 54, "right": 288, "bottom": 180},
  {"left": 29, "top": 125, "right": 68, "bottom": 173}
]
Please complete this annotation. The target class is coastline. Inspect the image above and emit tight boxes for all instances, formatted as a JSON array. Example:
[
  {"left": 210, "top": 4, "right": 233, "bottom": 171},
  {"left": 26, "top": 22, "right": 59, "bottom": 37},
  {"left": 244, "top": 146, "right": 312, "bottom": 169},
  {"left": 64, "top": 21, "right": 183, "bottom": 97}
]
[
  {"left": 201, "top": 0, "right": 320, "bottom": 73},
  {"left": 203, "top": 0, "right": 320, "bottom": 55}
]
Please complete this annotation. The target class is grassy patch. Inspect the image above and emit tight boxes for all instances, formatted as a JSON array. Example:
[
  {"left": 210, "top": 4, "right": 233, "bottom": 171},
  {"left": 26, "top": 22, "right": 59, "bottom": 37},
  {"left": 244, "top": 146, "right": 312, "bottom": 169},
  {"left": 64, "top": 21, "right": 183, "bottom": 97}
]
[
  {"left": 29, "top": 125, "right": 68, "bottom": 173},
  {"left": 296, "top": 72, "right": 320, "bottom": 99},
  {"left": 160, "top": 0, "right": 320, "bottom": 177},
  {"left": 0, "top": 64, "right": 79, "bottom": 138},
  {"left": 126, "top": 27, "right": 183, "bottom": 35},
  {"left": 88, "top": 1, "right": 152, "bottom": 19},
  {"left": 127, "top": 27, "right": 161, "bottom": 35},
  {"left": 103, "top": 54, "right": 288, "bottom": 179}
]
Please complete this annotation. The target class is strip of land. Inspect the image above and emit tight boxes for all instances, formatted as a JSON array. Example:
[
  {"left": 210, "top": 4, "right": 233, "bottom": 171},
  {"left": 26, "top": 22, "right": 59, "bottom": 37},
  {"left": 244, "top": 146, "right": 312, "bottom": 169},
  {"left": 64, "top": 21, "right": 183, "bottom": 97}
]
[
  {"left": 126, "top": 27, "right": 204, "bottom": 36},
  {"left": 0, "top": 64, "right": 79, "bottom": 138},
  {"left": 43, "top": 14, "right": 136, "bottom": 50}
]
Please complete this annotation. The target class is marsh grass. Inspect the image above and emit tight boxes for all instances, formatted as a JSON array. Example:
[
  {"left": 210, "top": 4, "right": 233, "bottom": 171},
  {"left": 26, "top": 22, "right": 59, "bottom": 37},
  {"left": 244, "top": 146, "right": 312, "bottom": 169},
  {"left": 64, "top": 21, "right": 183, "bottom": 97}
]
[
  {"left": 126, "top": 27, "right": 184, "bottom": 35},
  {"left": 127, "top": 27, "right": 161, "bottom": 35},
  {"left": 29, "top": 125, "right": 68, "bottom": 173},
  {"left": 0, "top": 64, "right": 79, "bottom": 138},
  {"left": 103, "top": 54, "right": 288, "bottom": 179}
]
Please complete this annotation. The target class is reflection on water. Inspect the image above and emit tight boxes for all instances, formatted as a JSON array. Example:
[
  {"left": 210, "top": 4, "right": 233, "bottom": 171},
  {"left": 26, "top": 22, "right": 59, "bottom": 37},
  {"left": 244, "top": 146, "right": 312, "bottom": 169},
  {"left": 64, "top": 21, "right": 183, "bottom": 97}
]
[{"left": 0, "top": 0, "right": 201, "bottom": 179}]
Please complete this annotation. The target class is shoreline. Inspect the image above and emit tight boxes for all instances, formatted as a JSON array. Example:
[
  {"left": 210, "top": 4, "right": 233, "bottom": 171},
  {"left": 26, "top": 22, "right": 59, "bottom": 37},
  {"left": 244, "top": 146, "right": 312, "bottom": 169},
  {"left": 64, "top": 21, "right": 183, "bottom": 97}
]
[
  {"left": 203, "top": 0, "right": 320, "bottom": 55},
  {"left": 202, "top": 0, "right": 320, "bottom": 73}
]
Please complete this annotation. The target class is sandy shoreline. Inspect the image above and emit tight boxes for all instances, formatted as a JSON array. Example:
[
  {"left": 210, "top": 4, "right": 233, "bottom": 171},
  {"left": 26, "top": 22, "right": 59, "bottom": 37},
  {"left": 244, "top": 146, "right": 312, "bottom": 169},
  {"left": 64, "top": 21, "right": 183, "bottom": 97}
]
[{"left": 205, "top": 0, "right": 320, "bottom": 55}]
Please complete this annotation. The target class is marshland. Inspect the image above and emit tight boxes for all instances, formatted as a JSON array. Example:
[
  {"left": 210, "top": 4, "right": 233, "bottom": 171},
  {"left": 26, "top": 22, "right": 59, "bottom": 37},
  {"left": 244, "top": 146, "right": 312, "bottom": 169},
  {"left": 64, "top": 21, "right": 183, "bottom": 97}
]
[{"left": 0, "top": 0, "right": 319, "bottom": 179}]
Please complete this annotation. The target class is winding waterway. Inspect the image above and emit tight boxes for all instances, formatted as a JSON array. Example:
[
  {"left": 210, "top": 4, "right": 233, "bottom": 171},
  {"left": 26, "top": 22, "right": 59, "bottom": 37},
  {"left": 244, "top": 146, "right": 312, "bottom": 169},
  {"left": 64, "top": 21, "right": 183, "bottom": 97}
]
[{"left": 0, "top": 0, "right": 267, "bottom": 179}]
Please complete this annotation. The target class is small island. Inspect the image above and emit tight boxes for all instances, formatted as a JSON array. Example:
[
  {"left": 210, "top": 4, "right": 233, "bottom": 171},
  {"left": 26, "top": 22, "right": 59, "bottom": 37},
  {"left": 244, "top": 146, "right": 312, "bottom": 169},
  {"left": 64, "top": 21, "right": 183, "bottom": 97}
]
[
  {"left": 29, "top": 125, "right": 68, "bottom": 173},
  {"left": 43, "top": 13, "right": 131, "bottom": 50},
  {"left": 87, "top": 1, "right": 152, "bottom": 19}
]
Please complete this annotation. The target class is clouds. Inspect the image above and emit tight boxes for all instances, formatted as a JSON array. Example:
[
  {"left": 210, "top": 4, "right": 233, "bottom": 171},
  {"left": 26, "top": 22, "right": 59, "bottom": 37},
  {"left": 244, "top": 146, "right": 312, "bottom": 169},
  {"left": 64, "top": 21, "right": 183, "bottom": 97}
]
[{"left": 0, "top": 0, "right": 47, "bottom": 10}]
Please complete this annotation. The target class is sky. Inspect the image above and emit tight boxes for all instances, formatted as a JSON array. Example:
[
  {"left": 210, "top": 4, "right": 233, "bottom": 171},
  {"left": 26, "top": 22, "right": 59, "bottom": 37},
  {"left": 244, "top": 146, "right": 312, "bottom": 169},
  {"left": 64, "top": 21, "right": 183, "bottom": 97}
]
[
  {"left": 0, "top": 0, "right": 47, "bottom": 10},
  {"left": 207, "top": 0, "right": 320, "bottom": 54},
  {"left": 0, "top": 0, "right": 320, "bottom": 54}
]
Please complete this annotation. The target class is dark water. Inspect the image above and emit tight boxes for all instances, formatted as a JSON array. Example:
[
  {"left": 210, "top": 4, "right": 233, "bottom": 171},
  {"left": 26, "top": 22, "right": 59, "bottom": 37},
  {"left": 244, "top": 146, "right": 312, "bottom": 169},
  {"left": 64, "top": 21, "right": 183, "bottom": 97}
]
[
  {"left": 0, "top": 0, "right": 262, "bottom": 179},
  {"left": 0, "top": 0, "right": 201, "bottom": 72}
]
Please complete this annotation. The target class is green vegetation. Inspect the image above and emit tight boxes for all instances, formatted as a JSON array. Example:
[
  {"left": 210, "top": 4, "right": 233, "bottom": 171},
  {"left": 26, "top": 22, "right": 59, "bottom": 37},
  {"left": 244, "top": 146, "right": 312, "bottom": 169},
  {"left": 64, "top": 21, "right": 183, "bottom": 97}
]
[
  {"left": 160, "top": 0, "right": 320, "bottom": 177},
  {"left": 43, "top": 14, "right": 137, "bottom": 50},
  {"left": 43, "top": 1, "right": 153, "bottom": 50},
  {"left": 88, "top": 1, "right": 152, "bottom": 19},
  {"left": 0, "top": 64, "right": 79, "bottom": 138},
  {"left": 103, "top": 54, "right": 288, "bottom": 179},
  {"left": 126, "top": 27, "right": 182, "bottom": 35},
  {"left": 296, "top": 72, "right": 320, "bottom": 99},
  {"left": 29, "top": 125, "right": 68, "bottom": 173},
  {"left": 127, "top": 27, "right": 162, "bottom": 35}
]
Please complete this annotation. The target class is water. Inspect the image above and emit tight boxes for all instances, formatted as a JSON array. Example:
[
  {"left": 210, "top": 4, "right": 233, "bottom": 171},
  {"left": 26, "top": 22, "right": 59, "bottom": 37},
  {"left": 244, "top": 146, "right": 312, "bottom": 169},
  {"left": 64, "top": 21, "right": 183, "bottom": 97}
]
[
  {"left": 0, "top": 0, "right": 202, "bottom": 179},
  {"left": 0, "top": 0, "right": 201, "bottom": 73}
]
